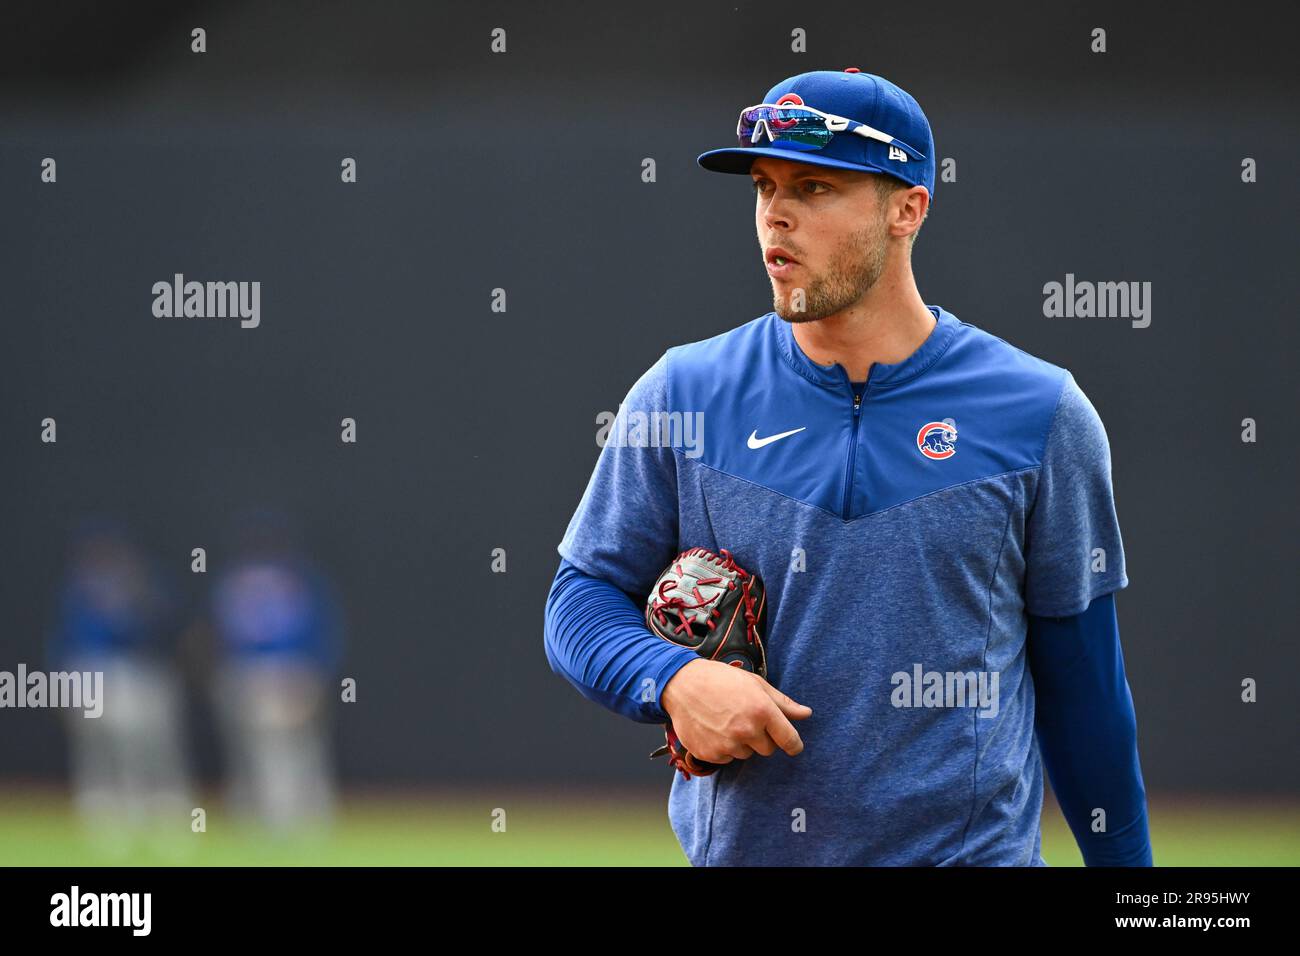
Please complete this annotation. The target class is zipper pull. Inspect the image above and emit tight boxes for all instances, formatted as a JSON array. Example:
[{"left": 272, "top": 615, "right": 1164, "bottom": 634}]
[{"left": 853, "top": 390, "right": 863, "bottom": 414}]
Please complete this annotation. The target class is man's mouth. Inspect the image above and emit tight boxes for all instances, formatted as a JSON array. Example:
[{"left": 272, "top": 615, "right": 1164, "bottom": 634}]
[{"left": 765, "top": 250, "right": 801, "bottom": 280}]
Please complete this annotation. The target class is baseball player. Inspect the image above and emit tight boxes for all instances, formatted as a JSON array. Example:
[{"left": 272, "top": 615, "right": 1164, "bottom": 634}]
[
  {"left": 544, "top": 69, "right": 1152, "bottom": 866},
  {"left": 50, "top": 518, "right": 193, "bottom": 855},
  {"left": 208, "top": 510, "right": 342, "bottom": 832}
]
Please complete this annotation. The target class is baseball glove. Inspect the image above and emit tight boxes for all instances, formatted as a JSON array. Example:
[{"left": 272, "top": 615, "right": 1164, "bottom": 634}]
[{"left": 645, "top": 547, "right": 767, "bottom": 780}]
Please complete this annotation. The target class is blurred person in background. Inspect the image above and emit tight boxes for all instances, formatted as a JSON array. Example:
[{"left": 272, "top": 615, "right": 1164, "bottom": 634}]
[
  {"left": 49, "top": 517, "right": 193, "bottom": 858},
  {"left": 208, "top": 508, "right": 343, "bottom": 833}
]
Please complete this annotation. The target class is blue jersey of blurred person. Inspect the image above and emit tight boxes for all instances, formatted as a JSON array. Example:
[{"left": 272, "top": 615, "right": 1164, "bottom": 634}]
[
  {"left": 51, "top": 519, "right": 180, "bottom": 667},
  {"left": 210, "top": 512, "right": 342, "bottom": 673}
]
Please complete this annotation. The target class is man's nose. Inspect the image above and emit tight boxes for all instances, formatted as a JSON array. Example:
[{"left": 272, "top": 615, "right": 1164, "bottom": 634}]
[{"left": 762, "top": 197, "right": 794, "bottom": 228}]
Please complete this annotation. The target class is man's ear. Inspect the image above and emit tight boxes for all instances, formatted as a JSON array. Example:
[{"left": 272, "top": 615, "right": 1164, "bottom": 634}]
[{"left": 895, "top": 186, "right": 929, "bottom": 237}]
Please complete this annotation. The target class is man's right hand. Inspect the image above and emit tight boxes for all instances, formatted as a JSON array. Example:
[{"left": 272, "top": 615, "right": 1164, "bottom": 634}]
[{"left": 659, "top": 658, "right": 813, "bottom": 765}]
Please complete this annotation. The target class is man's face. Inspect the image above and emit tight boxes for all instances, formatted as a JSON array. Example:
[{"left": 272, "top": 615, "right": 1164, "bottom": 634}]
[{"left": 750, "top": 157, "right": 891, "bottom": 323}]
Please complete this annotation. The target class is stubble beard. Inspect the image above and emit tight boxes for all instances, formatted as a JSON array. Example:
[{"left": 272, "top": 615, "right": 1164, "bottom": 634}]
[{"left": 773, "top": 217, "right": 889, "bottom": 324}]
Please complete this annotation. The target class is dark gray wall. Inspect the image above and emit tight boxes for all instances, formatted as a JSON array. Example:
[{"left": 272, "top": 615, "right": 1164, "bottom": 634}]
[{"left": 2, "top": 1, "right": 1296, "bottom": 793}]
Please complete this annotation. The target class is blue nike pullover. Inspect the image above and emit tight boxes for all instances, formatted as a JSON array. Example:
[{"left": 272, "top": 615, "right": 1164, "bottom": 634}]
[{"left": 544, "top": 306, "right": 1152, "bottom": 866}]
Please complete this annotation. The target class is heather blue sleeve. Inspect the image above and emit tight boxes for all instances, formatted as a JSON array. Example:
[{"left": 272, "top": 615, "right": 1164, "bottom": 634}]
[
  {"left": 544, "top": 556, "right": 700, "bottom": 724},
  {"left": 1024, "top": 374, "right": 1130, "bottom": 618},
  {"left": 547, "top": 351, "right": 701, "bottom": 723},
  {"left": 556, "top": 351, "right": 681, "bottom": 600},
  {"left": 1028, "top": 592, "right": 1153, "bottom": 866}
]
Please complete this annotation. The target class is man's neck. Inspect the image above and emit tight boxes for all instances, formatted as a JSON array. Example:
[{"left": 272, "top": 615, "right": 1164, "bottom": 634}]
[{"left": 790, "top": 286, "right": 935, "bottom": 383}]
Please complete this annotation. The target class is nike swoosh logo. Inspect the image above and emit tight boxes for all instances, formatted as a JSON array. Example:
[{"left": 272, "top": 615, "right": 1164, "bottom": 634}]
[{"left": 747, "top": 427, "right": 807, "bottom": 449}]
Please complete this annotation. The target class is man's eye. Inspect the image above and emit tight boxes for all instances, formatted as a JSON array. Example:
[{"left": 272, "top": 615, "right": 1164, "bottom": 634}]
[{"left": 752, "top": 180, "right": 828, "bottom": 195}]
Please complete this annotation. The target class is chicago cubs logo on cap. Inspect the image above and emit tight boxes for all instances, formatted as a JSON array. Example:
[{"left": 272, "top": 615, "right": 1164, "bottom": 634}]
[
  {"left": 757, "top": 93, "right": 809, "bottom": 140},
  {"left": 916, "top": 420, "right": 958, "bottom": 459}
]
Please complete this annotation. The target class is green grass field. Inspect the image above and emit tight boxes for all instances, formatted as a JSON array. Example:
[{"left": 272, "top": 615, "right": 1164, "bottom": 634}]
[{"left": 1, "top": 790, "right": 1296, "bottom": 866}]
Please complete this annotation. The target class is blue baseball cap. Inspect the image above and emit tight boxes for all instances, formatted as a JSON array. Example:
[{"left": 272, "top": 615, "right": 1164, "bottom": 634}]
[{"left": 697, "top": 68, "right": 936, "bottom": 208}]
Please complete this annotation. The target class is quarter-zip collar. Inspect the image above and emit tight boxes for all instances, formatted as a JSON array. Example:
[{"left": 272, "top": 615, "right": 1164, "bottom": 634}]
[{"left": 775, "top": 305, "right": 959, "bottom": 391}]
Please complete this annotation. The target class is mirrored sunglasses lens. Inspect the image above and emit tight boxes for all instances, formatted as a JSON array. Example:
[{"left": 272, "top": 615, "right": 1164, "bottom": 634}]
[{"left": 737, "top": 107, "right": 831, "bottom": 148}]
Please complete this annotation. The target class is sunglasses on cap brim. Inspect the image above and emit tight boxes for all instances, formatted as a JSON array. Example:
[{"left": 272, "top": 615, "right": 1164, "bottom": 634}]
[{"left": 736, "top": 103, "right": 926, "bottom": 161}]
